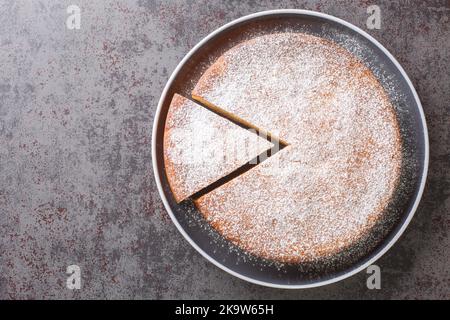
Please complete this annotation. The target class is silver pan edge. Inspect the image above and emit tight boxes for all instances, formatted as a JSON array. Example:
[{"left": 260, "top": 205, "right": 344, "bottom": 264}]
[{"left": 151, "top": 9, "right": 429, "bottom": 289}]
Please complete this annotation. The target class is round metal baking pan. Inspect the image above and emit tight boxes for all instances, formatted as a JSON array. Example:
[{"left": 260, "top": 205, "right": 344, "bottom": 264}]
[{"left": 152, "top": 9, "right": 429, "bottom": 288}]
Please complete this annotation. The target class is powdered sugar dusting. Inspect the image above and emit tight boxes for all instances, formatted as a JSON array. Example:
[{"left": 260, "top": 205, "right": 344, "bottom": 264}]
[{"left": 193, "top": 32, "right": 402, "bottom": 263}]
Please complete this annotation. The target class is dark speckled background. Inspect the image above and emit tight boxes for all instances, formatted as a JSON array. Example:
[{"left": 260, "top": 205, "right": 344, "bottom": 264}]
[{"left": 0, "top": 0, "right": 448, "bottom": 299}]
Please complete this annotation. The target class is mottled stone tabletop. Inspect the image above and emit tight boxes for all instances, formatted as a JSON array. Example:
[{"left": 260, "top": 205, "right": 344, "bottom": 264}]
[{"left": 0, "top": 0, "right": 448, "bottom": 299}]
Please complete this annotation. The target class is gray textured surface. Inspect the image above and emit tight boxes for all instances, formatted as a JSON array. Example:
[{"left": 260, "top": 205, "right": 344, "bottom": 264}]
[{"left": 0, "top": 0, "right": 448, "bottom": 299}]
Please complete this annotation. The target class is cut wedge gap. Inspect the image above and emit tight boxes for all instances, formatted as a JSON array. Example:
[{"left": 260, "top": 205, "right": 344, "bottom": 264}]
[
  {"left": 188, "top": 143, "right": 287, "bottom": 201},
  {"left": 164, "top": 94, "right": 274, "bottom": 203},
  {"left": 192, "top": 94, "right": 289, "bottom": 148}
]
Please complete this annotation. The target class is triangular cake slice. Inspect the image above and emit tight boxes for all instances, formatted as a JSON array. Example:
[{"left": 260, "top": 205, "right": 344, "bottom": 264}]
[{"left": 164, "top": 94, "right": 273, "bottom": 203}]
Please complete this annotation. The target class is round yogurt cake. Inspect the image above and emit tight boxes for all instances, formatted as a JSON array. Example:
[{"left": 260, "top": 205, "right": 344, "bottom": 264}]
[{"left": 191, "top": 32, "right": 402, "bottom": 264}]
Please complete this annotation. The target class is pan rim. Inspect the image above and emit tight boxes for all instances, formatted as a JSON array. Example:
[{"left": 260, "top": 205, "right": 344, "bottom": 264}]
[{"left": 151, "top": 9, "right": 429, "bottom": 289}]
